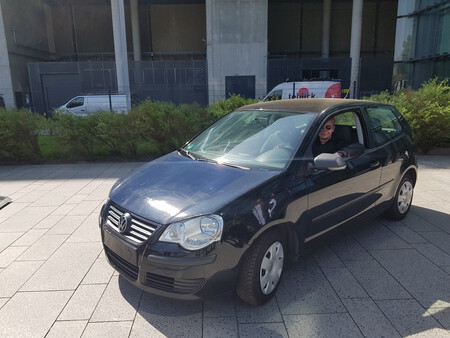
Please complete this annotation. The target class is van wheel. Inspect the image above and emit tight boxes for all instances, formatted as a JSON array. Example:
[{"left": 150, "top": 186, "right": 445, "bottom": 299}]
[
  {"left": 236, "top": 230, "right": 285, "bottom": 306},
  {"left": 385, "top": 175, "right": 414, "bottom": 220}
]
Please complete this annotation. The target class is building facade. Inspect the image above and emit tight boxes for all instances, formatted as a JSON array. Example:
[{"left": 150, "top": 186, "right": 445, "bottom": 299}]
[
  {"left": 0, "top": 0, "right": 409, "bottom": 114},
  {"left": 394, "top": 0, "right": 450, "bottom": 90}
]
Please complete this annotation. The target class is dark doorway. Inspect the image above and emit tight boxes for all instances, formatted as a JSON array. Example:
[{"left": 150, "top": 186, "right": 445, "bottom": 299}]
[{"left": 225, "top": 75, "right": 256, "bottom": 99}]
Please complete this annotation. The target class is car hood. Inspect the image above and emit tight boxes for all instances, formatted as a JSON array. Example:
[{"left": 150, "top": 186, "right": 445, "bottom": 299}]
[{"left": 109, "top": 152, "right": 279, "bottom": 224}]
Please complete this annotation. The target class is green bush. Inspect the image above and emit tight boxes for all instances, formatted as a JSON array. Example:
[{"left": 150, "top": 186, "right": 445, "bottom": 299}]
[
  {"left": 207, "top": 94, "right": 258, "bottom": 119},
  {"left": 366, "top": 78, "right": 450, "bottom": 153},
  {"left": 0, "top": 108, "right": 44, "bottom": 162},
  {"left": 96, "top": 111, "right": 139, "bottom": 159},
  {"left": 132, "top": 100, "right": 211, "bottom": 153},
  {"left": 52, "top": 112, "right": 103, "bottom": 161}
]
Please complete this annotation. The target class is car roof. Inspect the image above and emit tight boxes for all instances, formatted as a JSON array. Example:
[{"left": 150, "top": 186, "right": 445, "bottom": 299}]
[{"left": 237, "top": 98, "right": 386, "bottom": 114}]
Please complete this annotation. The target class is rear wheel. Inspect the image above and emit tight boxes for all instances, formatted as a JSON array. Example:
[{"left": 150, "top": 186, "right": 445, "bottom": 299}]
[
  {"left": 385, "top": 175, "right": 414, "bottom": 220},
  {"left": 236, "top": 230, "right": 285, "bottom": 306}
]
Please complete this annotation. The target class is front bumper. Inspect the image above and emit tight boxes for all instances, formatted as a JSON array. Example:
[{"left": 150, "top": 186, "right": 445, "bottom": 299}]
[{"left": 100, "top": 211, "right": 239, "bottom": 300}]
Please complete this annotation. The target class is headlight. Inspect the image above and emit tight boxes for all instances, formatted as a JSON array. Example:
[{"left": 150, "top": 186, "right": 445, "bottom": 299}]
[{"left": 159, "top": 215, "right": 223, "bottom": 250}]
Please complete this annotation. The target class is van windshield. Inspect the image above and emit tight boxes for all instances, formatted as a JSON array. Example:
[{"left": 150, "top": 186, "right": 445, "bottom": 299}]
[{"left": 182, "top": 110, "right": 315, "bottom": 170}]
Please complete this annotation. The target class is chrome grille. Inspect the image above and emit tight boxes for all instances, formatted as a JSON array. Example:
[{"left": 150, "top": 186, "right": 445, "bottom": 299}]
[{"left": 106, "top": 203, "right": 157, "bottom": 244}]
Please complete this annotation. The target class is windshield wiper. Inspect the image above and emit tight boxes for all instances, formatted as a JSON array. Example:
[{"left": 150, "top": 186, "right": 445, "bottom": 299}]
[
  {"left": 179, "top": 149, "right": 250, "bottom": 170},
  {"left": 178, "top": 148, "right": 196, "bottom": 160},
  {"left": 217, "top": 161, "right": 251, "bottom": 170}
]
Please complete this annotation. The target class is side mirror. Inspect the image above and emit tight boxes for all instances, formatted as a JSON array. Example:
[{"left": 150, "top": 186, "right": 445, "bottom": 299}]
[{"left": 313, "top": 153, "right": 346, "bottom": 171}]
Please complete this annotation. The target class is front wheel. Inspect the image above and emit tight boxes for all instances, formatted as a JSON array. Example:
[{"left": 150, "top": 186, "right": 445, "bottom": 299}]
[
  {"left": 236, "top": 230, "right": 285, "bottom": 306},
  {"left": 385, "top": 175, "right": 414, "bottom": 220}
]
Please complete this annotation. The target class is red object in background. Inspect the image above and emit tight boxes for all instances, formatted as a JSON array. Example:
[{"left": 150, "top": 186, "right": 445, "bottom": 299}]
[
  {"left": 325, "top": 83, "right": 341, "bottom": 98},
  {"left": 298, "top": 88, "right": 309, "bottom": 98}
]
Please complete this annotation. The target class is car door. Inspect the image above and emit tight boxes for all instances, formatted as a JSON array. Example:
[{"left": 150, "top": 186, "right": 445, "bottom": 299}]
[
  {"left": 364, "top": 105, "right": 408, "bottom": 204},
  {"left": 303, "top": 109, "right": 382, "bottom": 242}
]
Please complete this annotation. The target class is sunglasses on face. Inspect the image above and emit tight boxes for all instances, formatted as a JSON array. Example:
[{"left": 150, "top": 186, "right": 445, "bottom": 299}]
[{"left": 322, "top": 125, "right": 333, "bottom": 130}]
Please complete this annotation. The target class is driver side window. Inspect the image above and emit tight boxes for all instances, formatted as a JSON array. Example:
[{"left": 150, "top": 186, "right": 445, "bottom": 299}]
[
  {"left": 67, "top": 97, "right": 84, "bottom": 108},
  {"left": 311, "top": 111, "right": 364, "bottom": 158}
]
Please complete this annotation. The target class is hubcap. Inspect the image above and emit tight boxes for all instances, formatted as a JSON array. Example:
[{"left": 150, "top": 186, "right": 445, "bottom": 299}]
[
  {"left": 260, "top": 241, "right": 284, "bottom": 295},
  {"left": 397, "top": 181, "right": 413, "bottom": 214}
]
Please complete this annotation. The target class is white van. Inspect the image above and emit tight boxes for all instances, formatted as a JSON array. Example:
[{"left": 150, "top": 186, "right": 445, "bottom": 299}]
[
  {"left": 263, "top": 81, "right": 341, "bottom": 101},
  {"left": 58, "top": 95, "right": 128, "bottom": 115}
]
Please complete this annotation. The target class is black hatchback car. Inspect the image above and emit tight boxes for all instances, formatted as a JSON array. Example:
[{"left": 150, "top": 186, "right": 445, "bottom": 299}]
[{"left": 99, "top": 99, "right": 417, "bottom": 306}]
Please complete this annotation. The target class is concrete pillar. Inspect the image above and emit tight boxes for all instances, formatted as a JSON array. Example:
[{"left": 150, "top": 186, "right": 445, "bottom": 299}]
[
  {"left": 349, "top": 0, "right": 363, "bottom": 99},
  {"left": 130, "top": 0, "right": 141, "bottom": 62},
  {"left": 0, "top": 1, "right": 15, "bottom": 108},
  {"left": 44, "top": 3, "right": 56, "bottom": 57},
  {"left": 206, "top": 0, "right": 268, "bottom": 103},
  {"left": 321, "top": 0, "right": 331, "bottom": 59},
  {"left": 111, "top": 0, "right": 131, "bottom": 110}
]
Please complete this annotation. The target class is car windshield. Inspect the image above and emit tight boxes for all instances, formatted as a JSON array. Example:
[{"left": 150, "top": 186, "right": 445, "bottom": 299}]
[{"left": 182, "top": 110, "right": 315, "bottom": 170}]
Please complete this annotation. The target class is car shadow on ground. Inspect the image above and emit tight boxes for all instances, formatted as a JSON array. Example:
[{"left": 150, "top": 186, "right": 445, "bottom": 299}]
[{"left": 116, "top": 205, "right": 450, "bottom": 337}]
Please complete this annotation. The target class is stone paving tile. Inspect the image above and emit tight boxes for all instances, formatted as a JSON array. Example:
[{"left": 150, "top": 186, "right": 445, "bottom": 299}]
[
  {"left": 328, "top": 234, "right": 373, "bottom": 261},
  {"left": 419, "top": 231, "right": 450, "bottom": 256},
  {"left": 284, "top": 313, "right": 363, "bottom": 338},
  {"left": 343, "top": 259, "right": 411, "bottom": 300},
  {"left": 0, "top": 206, "right": 56, "bottom": 232},
  {"left": 376, "top": 299, "right": 450, "bottom": 337},
  {"left": 383, "top": 223, "right": 428, "bottom": 244},
  {"left": 17, "top": 234, "right": 68, "bottom": 261},
  {"left": 311, "top": 244, "right": 346, "bottom": 268},
  {"left": 370, "top": 248, "right": 450, "bottom": 309},
  {"left": 81, "top": 255, "right": 114, "bottom": 285},
  {"left": 67, "top": 214, "right": 103, "bottom": 243},
  {"left": 46, "top": 320, "right": 88, "bottom": 338},
  {"left": 90, "top": 276, "right": 142, "bottom": 322},
  {"left": 321, "top": 267, "right": 368, "bottom": 299},
  {"left": 82, "top": 321, "right": 133, "bottom": 338},
  {"left": 59, "top": 284, "right": 107, "bottom": 321},
  {"left": 0, "top": 261, "right": 43, "bottom": 297},
  {"left": 46, "top": 215, "right": 88, "bottom": 235},
  {"left": 203, "top": 294, "right": 236, "bottom": 318},
  {"left": 11, "top": 228, "right": 48, "bottom": 246},
  {"left": 276, "top": 256, "right": 346, "bottom": 315},
  {"left": 33, "top": 214, "right": 64, "bottom": 229},
  {"left": 342, "top": 298, "right": 401, "bottom": 338},
  {"left": 236, "top": 297, "right": 283, "bottom": 323},
  {"left": 0, "top": 290, "right": 72, "bottom": 338},
  {"left": 20, "top": 242, "right": 102, "bottom": 292},
  {"left": 427, "top": 307, "right": 450, "bottom": 330},
  {"left": 131, "top": 292, "right": 202, "bottom": 338},
  {"left": 0, "top": 232, "right": 23, "bottom": 252},
  {"left": 351, "top": 220, "right": 412, "bottom": 250},
  {"left": 411, "top": 242, "right": 450, "bottom": 267},
  {"left": 0, "top": 246, "right": 28, "bottom": 268},
  {"left": 238, "top": 322, "right": 288, "bottom": 337},
  {"left": 203, "top": 317, "right": 239, "bottom": 338},
  {"left": 0, "top": 297, "right": 8, "bottom": 309},
  {"left": 401, "top": 212, "right": 442, "bottom": 232}
]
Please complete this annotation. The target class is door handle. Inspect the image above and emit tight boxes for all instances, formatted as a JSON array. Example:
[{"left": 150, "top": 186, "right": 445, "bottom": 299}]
[{"left": 370, "top": 161, "right": 380, "bottom": 168}]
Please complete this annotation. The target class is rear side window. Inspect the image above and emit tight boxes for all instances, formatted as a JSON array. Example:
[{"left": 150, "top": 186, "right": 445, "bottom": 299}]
[{"left": 366, "top": 107, "right": 403, "bottom": 146}]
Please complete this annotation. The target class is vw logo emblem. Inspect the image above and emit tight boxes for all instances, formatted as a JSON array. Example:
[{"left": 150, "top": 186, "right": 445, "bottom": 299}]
[{"left": 118, "top": 213, "right": 131, "bottom": 233}]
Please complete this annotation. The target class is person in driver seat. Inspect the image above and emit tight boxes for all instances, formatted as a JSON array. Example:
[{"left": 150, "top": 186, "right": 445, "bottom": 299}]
[{"left": 312, "top": 118, "right": 364, "bottom": 158}]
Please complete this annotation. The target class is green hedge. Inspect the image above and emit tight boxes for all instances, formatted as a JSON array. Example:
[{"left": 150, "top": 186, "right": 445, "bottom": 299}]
[
  {"left": 365, "top": 78, "right": 450, "bottom": 153},
  {"left": 0, "top": 108, "right": 44, "bottom": 162},
  {"left": 2, "top": 84, "right": 448, "bottom": 163},
  {"left": 0, "top": 95, "right": 252, "bottom": 163}
]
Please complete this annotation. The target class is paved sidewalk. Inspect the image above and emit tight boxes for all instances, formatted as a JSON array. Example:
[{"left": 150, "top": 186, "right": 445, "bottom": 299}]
[{"left": 0, "top": 156, "right": 449, "bottom": 338}]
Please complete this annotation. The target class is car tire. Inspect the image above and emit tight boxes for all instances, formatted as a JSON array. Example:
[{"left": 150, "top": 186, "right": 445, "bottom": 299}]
[
  {"left": 236, "top": 230, "right": 285, "bottom": 306},
  {"left": 385, "top": 174, "right": 414, "bottom": 220}
]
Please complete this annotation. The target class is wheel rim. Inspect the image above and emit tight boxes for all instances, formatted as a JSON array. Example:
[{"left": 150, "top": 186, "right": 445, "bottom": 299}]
[
  {"left": 260, "top": 241, "right": 284, "bottom": 295},
  {"left": 397, "top": 180, "right": 413, "bottom": 214}
]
